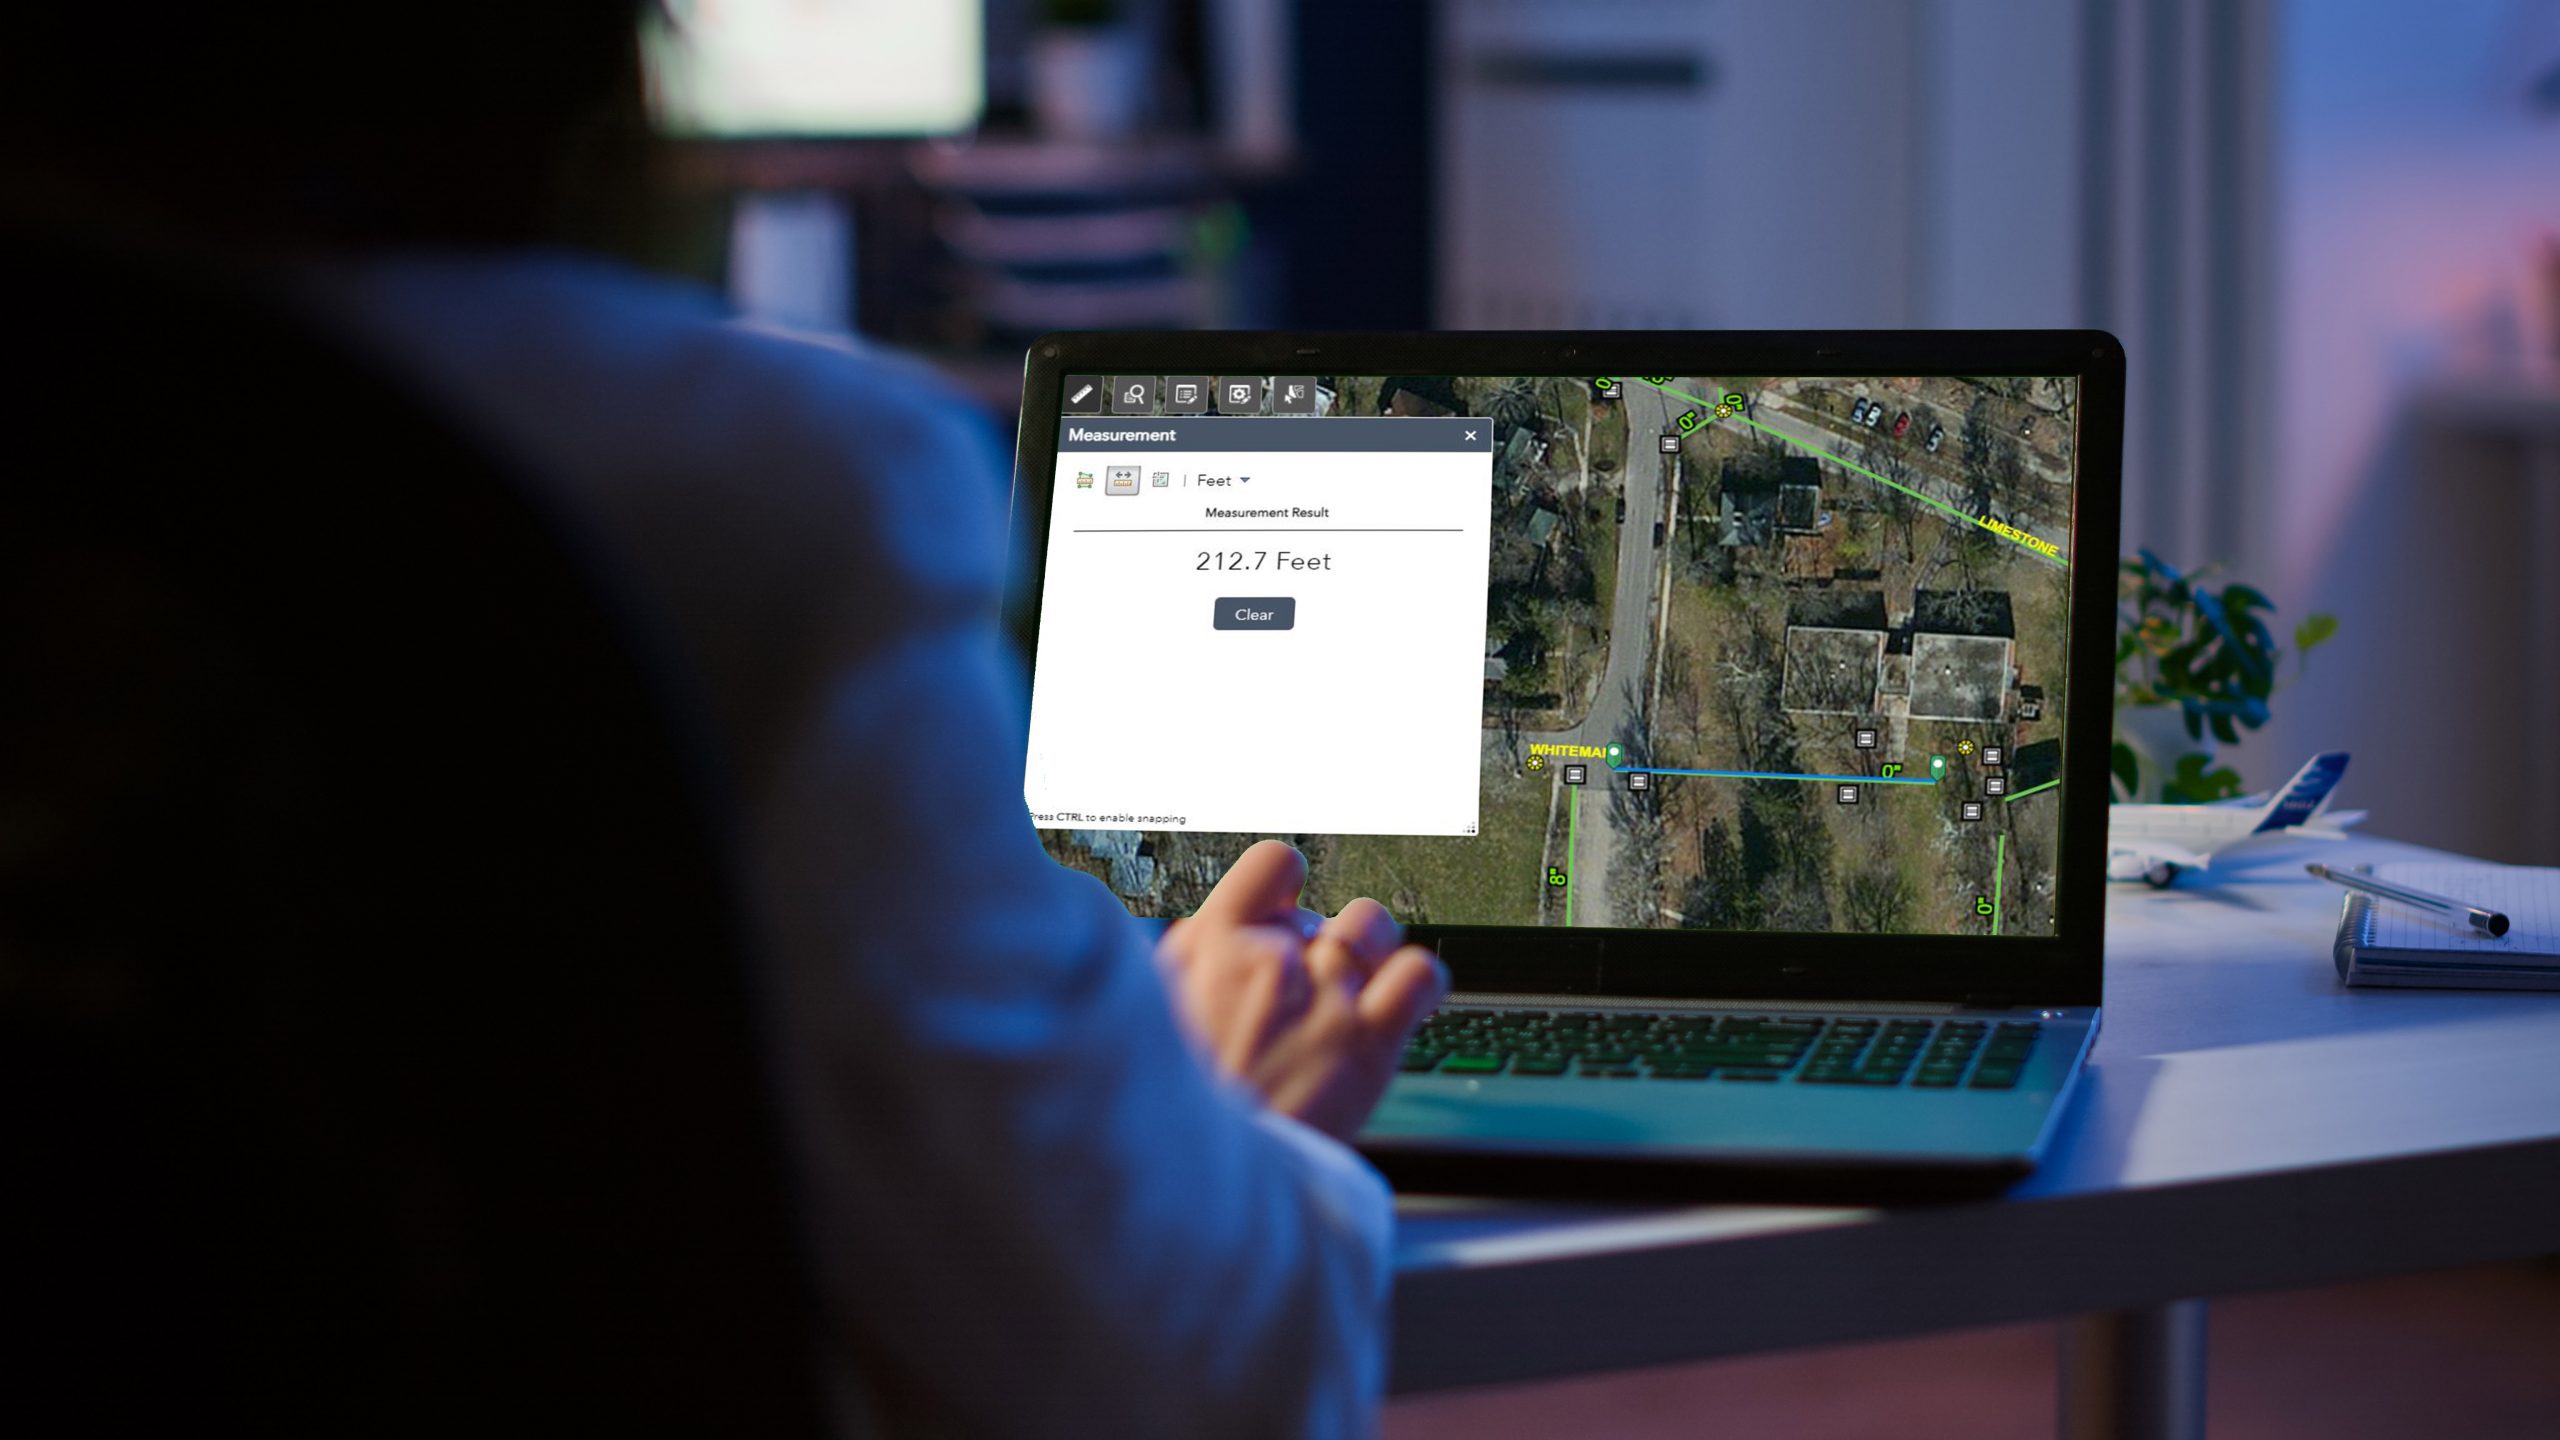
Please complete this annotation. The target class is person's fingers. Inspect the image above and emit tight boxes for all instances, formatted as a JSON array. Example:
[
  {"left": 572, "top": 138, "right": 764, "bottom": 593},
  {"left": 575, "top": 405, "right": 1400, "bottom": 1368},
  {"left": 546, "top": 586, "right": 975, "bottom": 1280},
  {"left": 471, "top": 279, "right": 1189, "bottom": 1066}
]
[
  {"left": 1226, "top": 940, "right": 1311, "bottom": 1075},
  {"left": 1318, "top": 898, "right": 1401, "bottom": 975},
  {"left": 1305, "top": 929, "right": 1362, "bottom": 995},
  {"left": 1182, "top": 921, "right": 1283, "bottom": 1012},
  {"left": 1188, "top": 840, "right": 1309, "bottom": 931},
  {"left": 1154, "top": 918, "right": 1194, "bottom": 978},
  {"left": 1354, "top": 944, "right": 1448, "bottom": 1042},
  {"left": 1305, "top": 897, "right": 1400, "bottom": 995},
  {"left": 1187, "top": 901, "right": 1320, "bottom": 948},
  {"left": 1267, "top": 933, "right": 1313, "bottom": 1016},
  {"left": 1194, "top": 923, "right": 1312, "bottom": 1074}
]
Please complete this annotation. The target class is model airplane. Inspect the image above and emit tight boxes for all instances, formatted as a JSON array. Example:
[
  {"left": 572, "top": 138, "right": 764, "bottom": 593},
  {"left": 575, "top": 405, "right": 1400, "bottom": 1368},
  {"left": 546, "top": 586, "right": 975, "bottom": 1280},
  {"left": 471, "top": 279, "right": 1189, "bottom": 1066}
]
[{"left": 2107, "top": 751, "right": 2363, "bottom": 887}]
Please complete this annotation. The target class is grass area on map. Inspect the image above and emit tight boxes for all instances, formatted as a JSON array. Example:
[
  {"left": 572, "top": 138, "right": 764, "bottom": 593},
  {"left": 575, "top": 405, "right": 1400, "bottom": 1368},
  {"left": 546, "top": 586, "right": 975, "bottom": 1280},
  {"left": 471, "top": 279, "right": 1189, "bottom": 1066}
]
[
  {"left": 1583, "top": 493, "right": 1618, "bottom": 656},
  {"left": 1308, "top": 759, "right": 1549, "bottom": 927}
]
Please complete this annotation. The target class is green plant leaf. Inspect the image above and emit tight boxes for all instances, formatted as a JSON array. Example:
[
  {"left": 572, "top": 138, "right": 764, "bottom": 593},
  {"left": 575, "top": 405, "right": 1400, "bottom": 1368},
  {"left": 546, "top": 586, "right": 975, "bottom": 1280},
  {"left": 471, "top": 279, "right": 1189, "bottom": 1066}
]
[
  {"left": 2190, "top": 587, "right": 2271, "bottom": 683},
  {"left": 2111, "top": 740, "right": 2140, "bottom": 801},
  {"left": 2119, "top": 554, "right": 2327, "bottom": 768},
  {"left": 2165, "top": 751, "right": 2245, "bottom": 803}
]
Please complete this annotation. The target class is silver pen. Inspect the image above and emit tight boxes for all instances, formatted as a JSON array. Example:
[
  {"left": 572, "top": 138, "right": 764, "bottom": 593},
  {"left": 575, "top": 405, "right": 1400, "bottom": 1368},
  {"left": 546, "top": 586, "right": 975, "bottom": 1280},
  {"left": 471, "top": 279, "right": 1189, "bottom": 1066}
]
[{"left": 2306, "top": 863, "right": 2510, "bottom": 938}]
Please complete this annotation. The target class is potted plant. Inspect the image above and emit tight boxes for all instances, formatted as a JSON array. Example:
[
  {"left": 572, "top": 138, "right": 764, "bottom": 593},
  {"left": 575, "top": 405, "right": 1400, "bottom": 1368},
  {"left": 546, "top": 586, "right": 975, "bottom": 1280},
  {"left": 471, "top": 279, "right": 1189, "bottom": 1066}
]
[
  {"left": 1030, "top": 0, "right": 1146, "bottom": 142},
  {"left": 2114, "top": 549, "right": 2337, "bottom": 802}
]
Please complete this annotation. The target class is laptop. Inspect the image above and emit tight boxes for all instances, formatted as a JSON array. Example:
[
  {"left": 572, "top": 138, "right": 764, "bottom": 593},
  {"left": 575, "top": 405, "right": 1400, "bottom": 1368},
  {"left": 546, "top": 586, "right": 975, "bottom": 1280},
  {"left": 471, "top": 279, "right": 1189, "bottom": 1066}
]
[{"left": 1009, "top": 333, "right": 2123, "bottom": 1195}]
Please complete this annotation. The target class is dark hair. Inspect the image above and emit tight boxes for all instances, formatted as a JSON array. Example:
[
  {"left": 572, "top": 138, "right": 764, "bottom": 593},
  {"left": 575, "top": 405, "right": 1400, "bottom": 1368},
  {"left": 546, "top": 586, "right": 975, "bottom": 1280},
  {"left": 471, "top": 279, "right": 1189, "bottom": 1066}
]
[{"left": 2, "top": 4, "right": 654, "bottom": 250}]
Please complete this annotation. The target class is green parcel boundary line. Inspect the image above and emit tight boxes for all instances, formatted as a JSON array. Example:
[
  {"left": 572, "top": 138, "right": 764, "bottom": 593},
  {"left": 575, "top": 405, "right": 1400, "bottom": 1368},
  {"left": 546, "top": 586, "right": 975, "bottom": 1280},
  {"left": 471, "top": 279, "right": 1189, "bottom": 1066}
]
[
  {"left": 1633, "top": 377, "right": 2069, "bottom": 571},
  {"left": 1993, "top": 832, "right": 2007, "bottom": 936},
  {"left": 2003, "top": 778, "right": 2059, "bottom": 805}
]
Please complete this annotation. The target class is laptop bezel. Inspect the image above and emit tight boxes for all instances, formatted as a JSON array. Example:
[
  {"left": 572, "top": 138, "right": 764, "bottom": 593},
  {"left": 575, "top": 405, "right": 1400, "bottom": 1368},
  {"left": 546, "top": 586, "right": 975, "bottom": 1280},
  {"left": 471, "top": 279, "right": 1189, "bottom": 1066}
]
[{"left": 1009, "top": 331, "right": 2122, "bottom": 1009}]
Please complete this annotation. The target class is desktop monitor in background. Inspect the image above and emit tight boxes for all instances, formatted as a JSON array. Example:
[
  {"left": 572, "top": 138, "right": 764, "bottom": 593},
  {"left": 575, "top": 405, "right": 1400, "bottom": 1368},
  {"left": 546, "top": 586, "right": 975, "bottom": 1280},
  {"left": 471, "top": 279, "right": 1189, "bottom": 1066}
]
[{"left": 643, "top": 0, "right": 984, "bottom": 138}]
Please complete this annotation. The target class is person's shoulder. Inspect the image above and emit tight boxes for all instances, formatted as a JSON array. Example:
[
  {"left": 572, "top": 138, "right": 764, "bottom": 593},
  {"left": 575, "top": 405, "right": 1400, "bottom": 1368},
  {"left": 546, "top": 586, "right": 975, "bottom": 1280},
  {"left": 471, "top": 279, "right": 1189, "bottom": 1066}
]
[
  {"left": 331, "top": 248, "right": 999, "bottom": 481},
  {"left": 696, "top": 311, "right": 1013, "bottom": 556},
  {"left": 309, "top": 250, "right": 1012, "bottom": 595}
]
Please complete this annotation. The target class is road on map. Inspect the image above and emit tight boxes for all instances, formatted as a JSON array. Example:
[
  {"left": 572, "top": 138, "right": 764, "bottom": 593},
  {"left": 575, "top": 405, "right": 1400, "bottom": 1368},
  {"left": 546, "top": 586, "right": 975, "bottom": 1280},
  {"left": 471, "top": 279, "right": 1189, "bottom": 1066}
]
[{"left": 1501, "top": 380, "right": 1673, "bottom": 926}]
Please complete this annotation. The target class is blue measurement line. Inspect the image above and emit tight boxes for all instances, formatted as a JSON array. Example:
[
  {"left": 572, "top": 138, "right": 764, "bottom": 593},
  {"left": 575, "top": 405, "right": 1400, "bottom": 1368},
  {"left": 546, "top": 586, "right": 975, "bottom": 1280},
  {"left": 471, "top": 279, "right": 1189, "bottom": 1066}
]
[{"left": 1620, "top": 765, "right": 1939, "bottom": 786}]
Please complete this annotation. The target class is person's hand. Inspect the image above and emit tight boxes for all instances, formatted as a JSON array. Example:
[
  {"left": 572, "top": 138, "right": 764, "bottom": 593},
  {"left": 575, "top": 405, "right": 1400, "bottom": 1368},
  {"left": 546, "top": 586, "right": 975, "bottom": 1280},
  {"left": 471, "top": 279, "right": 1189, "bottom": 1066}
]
[{"left": 1155, "top": 841, "right": 1448, "bottom": 1143}]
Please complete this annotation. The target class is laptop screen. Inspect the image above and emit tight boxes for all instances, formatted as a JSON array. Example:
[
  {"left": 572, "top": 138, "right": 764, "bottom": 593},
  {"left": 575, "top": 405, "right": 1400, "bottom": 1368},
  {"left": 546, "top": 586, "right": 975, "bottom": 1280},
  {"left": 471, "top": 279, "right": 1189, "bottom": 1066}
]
[{"left": 1025, "top": 373, "right": 2081, "bottom": 939}]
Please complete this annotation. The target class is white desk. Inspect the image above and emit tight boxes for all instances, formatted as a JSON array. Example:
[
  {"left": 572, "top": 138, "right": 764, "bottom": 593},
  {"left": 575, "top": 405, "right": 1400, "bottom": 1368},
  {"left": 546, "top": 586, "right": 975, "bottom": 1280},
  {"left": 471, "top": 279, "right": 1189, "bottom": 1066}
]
[{"left": 1389, "top": 837, "right": 2560, "bottom": 1437}]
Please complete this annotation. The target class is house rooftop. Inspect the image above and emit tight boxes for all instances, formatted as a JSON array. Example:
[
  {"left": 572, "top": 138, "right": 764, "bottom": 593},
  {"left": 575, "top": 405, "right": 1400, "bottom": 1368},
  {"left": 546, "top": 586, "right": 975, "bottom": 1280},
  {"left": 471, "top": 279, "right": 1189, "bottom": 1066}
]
[
  {"left": 1782, "top": 625, "right": 1885, "bottom": 715},
  {"left": 1777, "top": 481, "right": 1823, "bottom": 533},
  {"left": 1908, "top": 632, "right": 2013, "bottom": 721}
]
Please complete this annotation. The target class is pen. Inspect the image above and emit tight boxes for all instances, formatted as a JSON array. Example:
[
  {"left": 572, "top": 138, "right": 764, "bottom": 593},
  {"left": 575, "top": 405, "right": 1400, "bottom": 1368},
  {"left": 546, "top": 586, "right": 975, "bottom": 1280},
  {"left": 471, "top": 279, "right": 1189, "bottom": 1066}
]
[{"left": 2305, "top": 863, "right": 2510, "bottom": 938}]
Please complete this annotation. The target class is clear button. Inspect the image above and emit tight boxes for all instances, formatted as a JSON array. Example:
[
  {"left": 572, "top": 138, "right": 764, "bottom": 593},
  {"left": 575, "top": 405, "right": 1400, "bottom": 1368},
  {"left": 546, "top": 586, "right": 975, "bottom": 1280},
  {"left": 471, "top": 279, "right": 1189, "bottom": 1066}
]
[{"left": 1213, "top": 597, "right": 1296, "bottom": 631}]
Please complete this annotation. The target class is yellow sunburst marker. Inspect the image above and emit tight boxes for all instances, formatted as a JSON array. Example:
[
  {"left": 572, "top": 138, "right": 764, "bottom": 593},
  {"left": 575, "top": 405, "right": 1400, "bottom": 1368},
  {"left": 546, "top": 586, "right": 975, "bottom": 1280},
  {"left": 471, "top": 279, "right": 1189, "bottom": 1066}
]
[
  {"left": 1957, "top": 739, "right": 1978, "bottom": 757},
  {"left": 1526, "top": 754, "right": 1547, "bottom": 773}
]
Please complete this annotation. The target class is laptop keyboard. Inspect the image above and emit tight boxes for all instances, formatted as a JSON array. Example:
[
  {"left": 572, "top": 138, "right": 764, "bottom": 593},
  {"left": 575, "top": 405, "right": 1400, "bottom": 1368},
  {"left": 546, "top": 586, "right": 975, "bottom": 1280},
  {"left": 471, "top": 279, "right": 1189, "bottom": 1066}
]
[{"left": 1400, "top": 1010, "right": 2041, "bottom": 1089}]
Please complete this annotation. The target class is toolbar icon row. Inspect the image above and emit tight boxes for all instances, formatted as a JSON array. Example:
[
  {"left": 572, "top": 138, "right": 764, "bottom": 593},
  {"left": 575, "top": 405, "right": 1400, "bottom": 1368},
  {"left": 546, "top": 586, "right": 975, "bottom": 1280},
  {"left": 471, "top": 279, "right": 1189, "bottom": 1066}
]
[{"left": 1061, "top": 375, "right": 1320, "bottom": 416}]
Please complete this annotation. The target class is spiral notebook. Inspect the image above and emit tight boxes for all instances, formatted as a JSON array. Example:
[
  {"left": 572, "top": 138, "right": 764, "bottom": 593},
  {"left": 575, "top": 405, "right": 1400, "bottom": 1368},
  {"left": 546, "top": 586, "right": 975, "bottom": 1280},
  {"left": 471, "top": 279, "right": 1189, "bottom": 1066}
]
[{"left": 2332, "top": 863, "right": 2560, "bottom": 990}]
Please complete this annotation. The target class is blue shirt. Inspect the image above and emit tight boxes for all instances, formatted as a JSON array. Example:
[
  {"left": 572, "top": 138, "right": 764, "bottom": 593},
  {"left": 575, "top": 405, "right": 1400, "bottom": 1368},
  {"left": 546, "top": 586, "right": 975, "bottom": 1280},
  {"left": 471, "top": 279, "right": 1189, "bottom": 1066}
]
[{"left": 304, "top": 254, "right": 1394, "bottom": 1438}]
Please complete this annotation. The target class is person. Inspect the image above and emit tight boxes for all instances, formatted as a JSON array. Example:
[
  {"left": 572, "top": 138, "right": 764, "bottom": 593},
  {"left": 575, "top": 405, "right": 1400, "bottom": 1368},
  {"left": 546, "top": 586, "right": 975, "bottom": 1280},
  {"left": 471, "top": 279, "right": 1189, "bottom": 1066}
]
[
  {"left": 4, "top": 5, "right": 1445, "bottom": 1435},
  {"left": 310, "top": 251, "right": 1448, "bottom": 1438}
]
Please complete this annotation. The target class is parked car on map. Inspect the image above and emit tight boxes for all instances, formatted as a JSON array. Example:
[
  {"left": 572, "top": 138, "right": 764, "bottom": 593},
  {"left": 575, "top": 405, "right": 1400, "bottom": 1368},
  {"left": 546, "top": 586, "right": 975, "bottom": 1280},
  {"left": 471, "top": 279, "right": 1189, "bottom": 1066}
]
[
  {"left": 1892, "top": 410, "right": 1912, "bottom": 438},
  {"left": 1866, "top": 403, "right": 1884, "bottom": 428},
  {"left": 1651, "top": 520, "right": 1666, "bottom": 547},
  {"left": 1615, "top": 495, "right": 1627, "bottom": 524},
  {"left": 1926, "top": 423, "right": 1946, "bottom": 453},
  {"left": 1850, "top": 397, "right": 1871, "bottom": 425}
]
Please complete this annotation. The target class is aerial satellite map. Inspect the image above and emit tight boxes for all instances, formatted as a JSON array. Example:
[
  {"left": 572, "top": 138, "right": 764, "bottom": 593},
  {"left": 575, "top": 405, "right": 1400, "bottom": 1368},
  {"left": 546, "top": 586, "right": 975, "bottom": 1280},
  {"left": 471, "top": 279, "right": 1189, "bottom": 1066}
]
[{"left": 1043, "top": 372, "right": 2080, "bottom": 938}]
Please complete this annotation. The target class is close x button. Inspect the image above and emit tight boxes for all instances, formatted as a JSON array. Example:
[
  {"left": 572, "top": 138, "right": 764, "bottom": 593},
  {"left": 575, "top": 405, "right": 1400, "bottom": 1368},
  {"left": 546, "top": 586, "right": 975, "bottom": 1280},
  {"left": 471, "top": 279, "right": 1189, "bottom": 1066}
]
[{"left": 1214, "top": 597, "right": 1296, "bottom": 631}]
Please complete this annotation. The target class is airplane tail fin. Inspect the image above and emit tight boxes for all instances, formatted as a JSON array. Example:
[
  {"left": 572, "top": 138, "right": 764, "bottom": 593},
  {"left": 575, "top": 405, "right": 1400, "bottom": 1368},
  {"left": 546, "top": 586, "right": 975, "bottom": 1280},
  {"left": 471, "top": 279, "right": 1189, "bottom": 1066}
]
[{"left": 2251, "top": 752, "right": 2350, "bottom": 834}]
